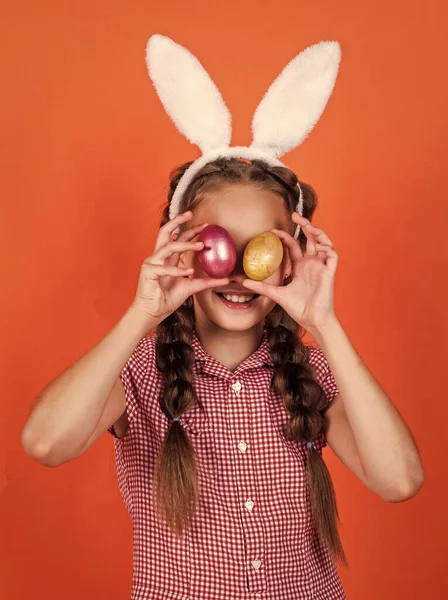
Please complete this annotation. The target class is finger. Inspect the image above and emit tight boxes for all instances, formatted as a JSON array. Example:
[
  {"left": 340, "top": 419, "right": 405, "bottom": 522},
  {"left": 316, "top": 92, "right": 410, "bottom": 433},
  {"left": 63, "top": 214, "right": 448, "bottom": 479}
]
[
  {"left": 316, "top": 248, "right": 327, "bottom": 264},
  {"left": 291, "top": 214, "right": 317, "bottom": 256},
  {"left": 315, "top": 243, "right": 339, "bottom": 273},
  {"left": 142, "top": 264, "right": 195, "bottom": 280},
  {"left": 149, "top": 240, "right": 204, "bottom": 266},
  {"left": 186, "top": 276, "right": 230, "bottom": 296},
  {"left": 154, "top": 211, "right": 193, "bottom": 252},
  {"left": 167, "top": 223, "right": 210, "bottom": 267},
  {"left": 241, "top": 278, "right": 281, "bottom": 304},
  {"left": 175, "top": 222, "right": 209, "bottom": 243},
  {"left": 303, "top": 223, "right": 333, "bottom": 246},
  {"left": 270, "top": 228, "right": 303, "bottom": 263},
  {"left": 302, "top": 223, "right": 317, "bottom": 256},
  {"left": 292, "top": 213, "right": 333, "bottom": 246}
]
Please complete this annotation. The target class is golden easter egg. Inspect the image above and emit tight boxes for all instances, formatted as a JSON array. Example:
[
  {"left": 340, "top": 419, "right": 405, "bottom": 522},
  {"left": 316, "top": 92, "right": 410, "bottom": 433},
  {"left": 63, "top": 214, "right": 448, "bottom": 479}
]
[{"left": 243, "top": 232, "right": 284, "bottom": 281}]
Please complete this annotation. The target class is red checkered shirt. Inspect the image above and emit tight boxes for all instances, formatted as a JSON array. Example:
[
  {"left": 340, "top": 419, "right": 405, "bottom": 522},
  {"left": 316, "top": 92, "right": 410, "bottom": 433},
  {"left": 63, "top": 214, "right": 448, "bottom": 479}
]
[{"left": 108, "top": 326, "right": 346, "bottom": 600}]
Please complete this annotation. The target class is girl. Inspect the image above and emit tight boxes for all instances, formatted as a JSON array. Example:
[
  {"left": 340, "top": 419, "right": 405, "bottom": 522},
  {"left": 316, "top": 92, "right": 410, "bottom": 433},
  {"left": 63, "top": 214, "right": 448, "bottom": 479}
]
[
  {"left": 22, "top": 36, "right": 424, "bottom": 600},
  {"left": 22, "top": 157, "right": 424, "bottom": 600}
]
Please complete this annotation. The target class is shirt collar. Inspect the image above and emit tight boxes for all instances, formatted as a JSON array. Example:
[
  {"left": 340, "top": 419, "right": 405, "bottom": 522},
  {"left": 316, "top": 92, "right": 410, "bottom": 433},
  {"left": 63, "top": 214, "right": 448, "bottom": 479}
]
[{"left": 191, "top": 326, "right": 274, "bottom": 378}]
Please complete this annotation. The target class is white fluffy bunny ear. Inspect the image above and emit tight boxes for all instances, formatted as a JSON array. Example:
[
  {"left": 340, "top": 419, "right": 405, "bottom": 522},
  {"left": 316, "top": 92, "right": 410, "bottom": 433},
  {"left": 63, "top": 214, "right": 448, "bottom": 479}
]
[
  {"left": 145, "top": 34, "right": 232, "bottom": 153},
  {"left": 251, "top": 41, "right": 341, "bottom": 158}
]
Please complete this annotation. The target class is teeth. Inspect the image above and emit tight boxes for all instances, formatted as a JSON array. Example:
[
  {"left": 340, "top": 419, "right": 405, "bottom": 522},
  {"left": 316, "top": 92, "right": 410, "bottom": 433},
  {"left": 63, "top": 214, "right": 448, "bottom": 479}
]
[{"left": 222, "top": 294, "right": 255, "bottom": 303}]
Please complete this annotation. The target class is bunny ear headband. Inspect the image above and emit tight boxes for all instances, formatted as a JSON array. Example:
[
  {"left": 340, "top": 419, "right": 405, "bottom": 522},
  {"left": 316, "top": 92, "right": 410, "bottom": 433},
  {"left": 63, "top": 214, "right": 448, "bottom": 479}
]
[{"left": 145, "top": 34, "right": 341, "bottom": 239}]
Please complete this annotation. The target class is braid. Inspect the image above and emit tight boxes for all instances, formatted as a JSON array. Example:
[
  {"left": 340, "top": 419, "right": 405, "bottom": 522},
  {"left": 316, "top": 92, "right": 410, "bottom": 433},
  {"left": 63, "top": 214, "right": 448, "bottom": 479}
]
[
  {"left": 265, "top": 305, "right": 347, "bottom": 565},
  {"left": 153, "top": 297, "right": 200, "bottom": 538}
]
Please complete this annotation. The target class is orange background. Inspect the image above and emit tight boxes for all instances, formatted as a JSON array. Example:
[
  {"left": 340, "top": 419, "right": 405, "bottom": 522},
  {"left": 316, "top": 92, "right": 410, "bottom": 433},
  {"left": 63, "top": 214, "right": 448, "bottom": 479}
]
[{"left": 1, "top": 1, "right": 447, "bottom": 598}]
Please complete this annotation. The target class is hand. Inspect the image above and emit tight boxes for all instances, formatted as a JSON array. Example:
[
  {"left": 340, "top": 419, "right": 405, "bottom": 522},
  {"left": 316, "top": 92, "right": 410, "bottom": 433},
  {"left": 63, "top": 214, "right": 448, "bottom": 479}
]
[
  {"left": 131, "top": 211, "right": 229, "bottom": 323},
  {"left": 241, "top": 212, "right": 339, "bottom": 332}
]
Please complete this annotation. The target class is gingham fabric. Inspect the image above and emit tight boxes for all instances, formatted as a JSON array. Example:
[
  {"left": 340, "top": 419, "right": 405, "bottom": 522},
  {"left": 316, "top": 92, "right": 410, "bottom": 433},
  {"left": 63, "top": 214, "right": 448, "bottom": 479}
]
[{"left": 108, "top": 327, "right": 345, "bottom": 600}]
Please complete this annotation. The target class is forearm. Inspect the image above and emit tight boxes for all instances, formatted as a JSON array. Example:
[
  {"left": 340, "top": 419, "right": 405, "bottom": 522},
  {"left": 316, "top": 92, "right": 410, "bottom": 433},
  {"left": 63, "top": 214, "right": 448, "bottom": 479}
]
[
  {"left": 22, "top": 305, "right": 158, "bottom": 458},
  {"left": 309, "top": 316, "right": 424, "bottom": 496}
]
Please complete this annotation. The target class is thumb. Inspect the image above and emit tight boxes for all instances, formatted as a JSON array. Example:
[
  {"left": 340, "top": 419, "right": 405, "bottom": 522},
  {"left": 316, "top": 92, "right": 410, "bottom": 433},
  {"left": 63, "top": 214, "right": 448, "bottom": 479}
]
[
  {"left": 242, "top": 278, "right": 280, "bottom": 303},
  {"left": 187, "top": 276, "right": 230, "bottom": 296}
]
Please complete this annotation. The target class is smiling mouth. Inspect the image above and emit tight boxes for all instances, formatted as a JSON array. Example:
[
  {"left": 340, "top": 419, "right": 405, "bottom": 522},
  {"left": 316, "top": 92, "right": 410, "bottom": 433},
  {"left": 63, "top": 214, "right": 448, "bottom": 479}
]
[{"left": 214, "top": 292, "right": 260, "bottom": 305}]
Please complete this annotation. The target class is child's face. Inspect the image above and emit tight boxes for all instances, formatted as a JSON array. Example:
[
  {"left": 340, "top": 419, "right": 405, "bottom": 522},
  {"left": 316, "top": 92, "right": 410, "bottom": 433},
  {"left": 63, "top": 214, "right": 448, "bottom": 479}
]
[{"left": 180, "top": 183, "right": 293, "bottom": 333}]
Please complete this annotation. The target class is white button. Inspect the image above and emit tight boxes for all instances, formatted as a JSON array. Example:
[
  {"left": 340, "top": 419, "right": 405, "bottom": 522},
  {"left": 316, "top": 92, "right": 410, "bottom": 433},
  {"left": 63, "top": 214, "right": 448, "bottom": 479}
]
[
  {"left": 238, "top": 440, "right": 247, "bottom": 452},
  {"left": 245, "top": 499, "right": 254, "bottom": 512},
  {"left": 252, "top": 559, "right": 261, "bottom": 571},
  {"left": 232, "top": 381, "right": 242, "bottom": 393}
]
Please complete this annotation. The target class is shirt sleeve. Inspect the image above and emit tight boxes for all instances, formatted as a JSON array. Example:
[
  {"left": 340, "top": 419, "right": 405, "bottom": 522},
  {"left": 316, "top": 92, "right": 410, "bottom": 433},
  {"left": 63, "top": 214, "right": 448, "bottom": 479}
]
[
  {"left": 307, "top": 345, "right": 340, "bottom": 452},
  {"left": 308, "top": 345, "right": 340, "bottom": 409},
  {"left": 107, "top": 335, "right": 151, "bottom": 440}
]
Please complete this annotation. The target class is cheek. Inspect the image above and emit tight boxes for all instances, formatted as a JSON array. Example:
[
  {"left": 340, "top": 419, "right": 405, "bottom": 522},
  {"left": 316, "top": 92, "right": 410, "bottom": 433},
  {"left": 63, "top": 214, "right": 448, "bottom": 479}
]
[
  {"left": 182, "top": 250, "right": 198, "bottom": 270},
  {"left": 263, "top": 266, "right": 284, "bottom": 287}
]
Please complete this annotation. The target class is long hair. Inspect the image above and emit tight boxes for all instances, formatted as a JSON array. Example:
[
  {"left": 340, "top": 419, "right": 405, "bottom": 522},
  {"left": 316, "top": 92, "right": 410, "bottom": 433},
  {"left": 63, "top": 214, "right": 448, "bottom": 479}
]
[{"left": 153, "top": 157, "right": 347, "bottom": 565}]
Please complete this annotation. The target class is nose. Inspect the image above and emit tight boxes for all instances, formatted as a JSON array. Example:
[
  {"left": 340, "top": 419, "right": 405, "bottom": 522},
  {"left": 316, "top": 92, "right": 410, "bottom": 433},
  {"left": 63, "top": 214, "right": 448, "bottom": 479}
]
[{"left": 229, "top": 243, "right": 247, "bottom": 280}]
